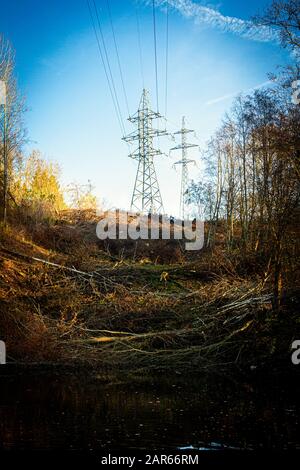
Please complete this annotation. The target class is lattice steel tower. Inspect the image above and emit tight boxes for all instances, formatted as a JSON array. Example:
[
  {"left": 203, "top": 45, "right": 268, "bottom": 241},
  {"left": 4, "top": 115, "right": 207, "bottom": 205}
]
[
  {"left": 123, "top": 89, "right": 167, "bottom": 213},
  {"left": 171, "top": 116, "right": 198, "bottom": 220}
]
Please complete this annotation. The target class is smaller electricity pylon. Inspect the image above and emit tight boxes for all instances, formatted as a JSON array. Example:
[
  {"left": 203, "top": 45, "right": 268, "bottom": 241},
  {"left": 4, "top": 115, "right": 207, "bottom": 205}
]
[
  {"left": 170, "top": 116, "right": 198, "bottom": 220},
  {"left": 123, "top": 89, "right": 167, "bottom": 214}
]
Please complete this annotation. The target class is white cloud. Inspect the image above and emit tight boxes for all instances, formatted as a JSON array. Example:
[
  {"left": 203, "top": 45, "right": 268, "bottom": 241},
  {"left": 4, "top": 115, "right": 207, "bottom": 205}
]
[{"left": 147, "top": 0, "right": 280, "bottom": 44}]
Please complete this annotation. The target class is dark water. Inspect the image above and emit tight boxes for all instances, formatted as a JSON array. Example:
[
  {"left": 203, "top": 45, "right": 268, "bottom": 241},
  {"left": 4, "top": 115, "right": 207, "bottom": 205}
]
[{"left": 0, "top": 370, "right": 299, "bottom": 452}]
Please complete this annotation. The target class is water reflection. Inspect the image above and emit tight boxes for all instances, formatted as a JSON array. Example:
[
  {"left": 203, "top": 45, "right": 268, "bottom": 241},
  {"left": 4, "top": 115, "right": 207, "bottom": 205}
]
[{"left": 0, "top": 371, "right": 298, "bottom": 451}]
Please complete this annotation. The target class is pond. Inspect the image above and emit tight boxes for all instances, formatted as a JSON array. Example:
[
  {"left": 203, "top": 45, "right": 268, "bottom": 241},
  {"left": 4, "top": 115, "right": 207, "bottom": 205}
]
[{"left": 0, "top": 369, "right": 299, "bottom": 454}]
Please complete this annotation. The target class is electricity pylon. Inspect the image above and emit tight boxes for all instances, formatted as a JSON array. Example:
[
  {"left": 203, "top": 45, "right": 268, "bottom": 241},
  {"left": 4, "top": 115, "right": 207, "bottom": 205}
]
[
  {"left": 123, "top": 89, "right": 167, "bottom": 214},
  {"left": 171, "top": 116, "right": 198, "bottom": 220}
]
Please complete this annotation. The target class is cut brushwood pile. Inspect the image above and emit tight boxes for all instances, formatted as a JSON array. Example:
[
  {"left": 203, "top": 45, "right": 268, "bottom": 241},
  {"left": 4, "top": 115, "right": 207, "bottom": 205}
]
[{"left": 0, "top": 219, "right": 299, "bottom": 371}]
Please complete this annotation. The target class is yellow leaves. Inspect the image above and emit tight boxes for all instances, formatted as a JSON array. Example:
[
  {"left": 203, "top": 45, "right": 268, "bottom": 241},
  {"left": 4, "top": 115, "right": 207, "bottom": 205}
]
[
  {"left": 160, "top": 271, "right": 169, "bottom": 284},
  {"left": 137, "top": 296, "right": 145, "bottom": 305},
  {"left": 14, "top": 150, "right": 65, "bottom": 212}
]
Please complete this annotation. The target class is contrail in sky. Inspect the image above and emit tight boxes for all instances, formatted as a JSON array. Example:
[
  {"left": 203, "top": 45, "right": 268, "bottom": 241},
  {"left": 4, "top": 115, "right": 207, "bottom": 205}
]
[
  {"left": 204, "top": 80, "right": 273, "bottom": 106},
  {"left": 143, "top": 0, "right": 280, "bottom": 44}
]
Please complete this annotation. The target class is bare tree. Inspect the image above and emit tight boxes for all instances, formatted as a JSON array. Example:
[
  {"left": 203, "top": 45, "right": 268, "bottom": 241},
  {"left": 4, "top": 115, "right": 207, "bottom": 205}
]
[
  {"left": 254, "top": 0, "right": 300, "bottom": 53},
  {"left": 0, "top": 35, "right": 27, "bottom": 223},
  {"left": 188, "top": 84, "right": 299, "bottom": 309}
]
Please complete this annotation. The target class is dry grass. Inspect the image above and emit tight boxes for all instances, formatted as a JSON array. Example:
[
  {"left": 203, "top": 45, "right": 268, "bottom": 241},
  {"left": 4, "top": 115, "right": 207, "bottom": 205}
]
[{"left": 0, "top": 211, "right": 298, "bottom": 371}]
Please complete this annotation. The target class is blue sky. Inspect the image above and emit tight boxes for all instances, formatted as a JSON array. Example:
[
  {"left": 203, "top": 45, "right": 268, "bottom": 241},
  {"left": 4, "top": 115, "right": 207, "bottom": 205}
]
[{"left": 0, "top": 0, "right": 291, "bottom": 215}]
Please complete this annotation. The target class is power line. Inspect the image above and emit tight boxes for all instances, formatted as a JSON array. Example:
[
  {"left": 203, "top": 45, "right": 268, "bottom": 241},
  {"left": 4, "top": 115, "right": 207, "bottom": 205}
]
[
  {"left": 152, "top": 0, "right": 159, "bottom": 112},
  {"left": 135, "top": 6, "right": 145, "bottom": 89},
  {"left": 92, "top": 0, "right": 126, "bottom": 135},
  {"left": 106, "top": 0, "right": 130, "bottom": 117},
  {"left": 87, "top": 0, "right": 124, "bottom": 136},
  {"left": 91, "top": 0, "right": 126, "bottom": 136},
  {"left": 165, "top": 1, "right": 169, "bottom": 118}
]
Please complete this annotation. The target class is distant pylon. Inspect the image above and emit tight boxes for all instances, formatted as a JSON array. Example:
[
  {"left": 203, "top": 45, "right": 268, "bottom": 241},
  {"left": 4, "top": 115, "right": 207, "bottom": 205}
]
[
  {"left": 123, "top": 89, "right": 167, "bottom": 214},
  {"left": 171, "top": 116, "right": 198, "bottom": 220}
]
